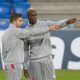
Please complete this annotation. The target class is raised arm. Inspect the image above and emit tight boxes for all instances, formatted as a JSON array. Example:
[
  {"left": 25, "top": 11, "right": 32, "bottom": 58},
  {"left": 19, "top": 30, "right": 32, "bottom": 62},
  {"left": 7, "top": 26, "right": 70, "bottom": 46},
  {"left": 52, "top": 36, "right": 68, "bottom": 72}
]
[
  {"left": 46, "top": 18, "right": 77, "bottom": 28},
  {"left": 16, "top": 25, "right": 61, "bottom": 39}
]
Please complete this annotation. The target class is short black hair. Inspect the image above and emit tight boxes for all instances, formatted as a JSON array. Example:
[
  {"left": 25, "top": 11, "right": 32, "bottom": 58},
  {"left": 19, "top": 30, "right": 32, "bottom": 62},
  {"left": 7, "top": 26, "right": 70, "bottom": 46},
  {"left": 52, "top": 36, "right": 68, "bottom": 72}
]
[
  {"left": 26, "top": 8, "right": 37, "bottom": 17},
  {"left": 10, "top": 13, "right": 22, "bottom": 23}
]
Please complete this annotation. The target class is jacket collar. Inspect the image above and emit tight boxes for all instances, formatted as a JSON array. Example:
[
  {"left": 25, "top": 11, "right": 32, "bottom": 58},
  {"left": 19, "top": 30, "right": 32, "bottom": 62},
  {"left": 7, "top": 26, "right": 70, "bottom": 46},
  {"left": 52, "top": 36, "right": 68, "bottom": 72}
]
[{"left": 9, "top": 23, "right": 17, "bottom": 29}]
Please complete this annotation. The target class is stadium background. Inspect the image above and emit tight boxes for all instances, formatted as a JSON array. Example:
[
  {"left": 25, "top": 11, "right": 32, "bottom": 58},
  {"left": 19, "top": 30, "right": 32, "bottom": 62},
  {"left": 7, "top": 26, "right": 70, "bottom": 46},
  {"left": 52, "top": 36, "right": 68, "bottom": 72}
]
[{"left": 0, "top": 0, "right": 80, "bottom": 80}]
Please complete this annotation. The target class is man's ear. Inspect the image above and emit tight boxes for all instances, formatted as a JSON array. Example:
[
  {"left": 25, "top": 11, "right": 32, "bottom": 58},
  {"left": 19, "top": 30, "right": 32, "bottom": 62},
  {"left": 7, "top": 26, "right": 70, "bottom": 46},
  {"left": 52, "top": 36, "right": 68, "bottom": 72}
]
[{"left": 13, "top": 20, "right": 16, "bottom": 24}]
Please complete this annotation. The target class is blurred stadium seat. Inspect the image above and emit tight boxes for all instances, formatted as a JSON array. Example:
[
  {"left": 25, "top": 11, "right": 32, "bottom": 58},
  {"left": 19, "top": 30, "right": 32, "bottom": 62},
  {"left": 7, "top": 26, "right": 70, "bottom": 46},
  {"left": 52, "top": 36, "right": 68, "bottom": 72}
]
[
  {"left": 0, "top": 3, "right": 11, "bottom": 19},
  {"left": 0, "top": 19, "right": 28, "bottom": 30},
  {"left": 0, "top": 0, "right": 9, "bottom": 2},
  {"left": 0, "top": 1, "right": 30, "bottom": 30},
  {"left": 0, "top": 20, "right": 9, "bottom": 30},
  {"left": 22, "top": 19, "right": 28, "bottom": 29},
  {"left": 12, "top": 2, "right": 30, "bottom": 18},
  {"left": 10, "top": 0, "right": 28, "bottom": 3}
]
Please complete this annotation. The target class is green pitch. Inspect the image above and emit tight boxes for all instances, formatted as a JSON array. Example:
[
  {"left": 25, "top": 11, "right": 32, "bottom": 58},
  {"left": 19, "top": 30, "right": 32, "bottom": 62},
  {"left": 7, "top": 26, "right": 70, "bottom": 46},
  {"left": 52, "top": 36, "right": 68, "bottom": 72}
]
[
  {"left": 56, "top": 70, "right": 80, "bottom": 80},
  {"left": 0, "top": 69, "right": 80, "bottom": 80}
]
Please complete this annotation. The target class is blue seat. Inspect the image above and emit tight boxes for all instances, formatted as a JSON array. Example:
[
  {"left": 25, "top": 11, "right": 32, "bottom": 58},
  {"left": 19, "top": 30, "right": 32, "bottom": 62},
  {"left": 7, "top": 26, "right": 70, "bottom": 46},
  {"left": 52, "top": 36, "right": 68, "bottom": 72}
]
[
  {"left": 0, "top": 3, "right": 11, "bottom": 19},
  {"left": 0, "top": 19, "right": 28, "bottom": 30},
  {"left": 10, "top": 0, "right": 28, "bottom": 3},
  {"left": 22, "top": 19, "right": 28, "bottom": 29},
  {"left": 12, "top": 2, "right": 30, "bottom": 19},
  {"left": 0, "top": 20, "right": 10, "bottom": 30},
  {"left": 0, "top": 0, "right": 8, "bottom": 2}
]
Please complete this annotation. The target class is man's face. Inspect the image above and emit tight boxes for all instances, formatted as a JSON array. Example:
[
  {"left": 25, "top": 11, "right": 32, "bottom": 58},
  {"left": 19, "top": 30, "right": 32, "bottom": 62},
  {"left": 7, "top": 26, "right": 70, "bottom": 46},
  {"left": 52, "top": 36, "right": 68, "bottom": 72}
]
[
  {"left": 15, "top": 17, "right": 23, "bottom": 28},
  {"left": 28, "top": 10, "right": 37, "bottom": 25}
]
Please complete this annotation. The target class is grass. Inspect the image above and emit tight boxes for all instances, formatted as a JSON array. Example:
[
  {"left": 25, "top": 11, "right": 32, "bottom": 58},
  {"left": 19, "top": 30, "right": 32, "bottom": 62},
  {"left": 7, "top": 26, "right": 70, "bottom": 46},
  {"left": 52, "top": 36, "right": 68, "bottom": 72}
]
[
  {"left": 0, "top": 69, "right": 80, "bottom": 80},
  {"left": 56, "top": 70, "right": 80, "bottom": 80},
  {"left": 0, "top": 70, "right": 27, "bottom": 80}
]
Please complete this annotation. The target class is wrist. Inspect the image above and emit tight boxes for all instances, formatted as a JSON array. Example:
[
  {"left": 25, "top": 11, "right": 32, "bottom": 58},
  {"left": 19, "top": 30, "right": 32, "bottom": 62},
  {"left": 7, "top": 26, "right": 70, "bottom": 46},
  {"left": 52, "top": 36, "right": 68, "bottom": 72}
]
[
  {"left": 67, "top": 20, "right": 70, "bottom": 25},
  {"left": 48, "top": 27, "right": 52, "bottom": 31}
]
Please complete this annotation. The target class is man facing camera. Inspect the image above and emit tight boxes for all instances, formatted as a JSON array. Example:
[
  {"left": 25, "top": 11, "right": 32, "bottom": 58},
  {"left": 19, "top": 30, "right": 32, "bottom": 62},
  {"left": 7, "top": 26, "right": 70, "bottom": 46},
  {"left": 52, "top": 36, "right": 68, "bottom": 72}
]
[
  {"left": 23, "top": 8, "right": 77, "bottom": 80},
  {"left": 1, "top": 13, "right": 61, "bottom": 80}
]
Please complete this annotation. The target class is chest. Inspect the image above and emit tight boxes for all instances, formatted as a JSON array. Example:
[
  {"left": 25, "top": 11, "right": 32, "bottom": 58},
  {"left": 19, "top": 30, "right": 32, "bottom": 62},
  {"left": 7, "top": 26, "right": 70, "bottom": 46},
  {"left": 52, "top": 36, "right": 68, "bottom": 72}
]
[{"left": 27, "top": 33, "right": 50, "bottom": 45}]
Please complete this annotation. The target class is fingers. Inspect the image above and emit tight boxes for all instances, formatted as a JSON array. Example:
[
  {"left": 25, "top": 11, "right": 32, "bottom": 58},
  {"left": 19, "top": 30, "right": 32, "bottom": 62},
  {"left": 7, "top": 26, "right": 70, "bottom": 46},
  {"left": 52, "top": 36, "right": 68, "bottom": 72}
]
[
  {"left": 49, "top": 25, "right": 61, "bottom": 31},
  {"left": 69, "top": 18, "right": 77, "bottom": 24},
  {"left": 24, "top": 72, "right": 28, "bottom": 78},
  {"left": 24, "top": 73, "right": 27, "bottom": 78},
  {"left": 54, "top": 25, "right": 60, "bottom": 29},
  {"left": 24, "top": 70, "right": 29, "bottom": 78},
  {"left": 52, "top": 25, "right": 61, "bottom": 29}
]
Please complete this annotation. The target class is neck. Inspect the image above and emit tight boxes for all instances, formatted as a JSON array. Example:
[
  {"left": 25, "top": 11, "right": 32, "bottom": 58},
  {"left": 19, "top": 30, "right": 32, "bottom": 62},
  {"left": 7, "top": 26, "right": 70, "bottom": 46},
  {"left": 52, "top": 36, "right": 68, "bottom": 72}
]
[
  {"left": 29, "top": 22, "right": 35, "bottom": 25},
  {"left": 29, "top": 20, "right": 37, "bottom": 25}
]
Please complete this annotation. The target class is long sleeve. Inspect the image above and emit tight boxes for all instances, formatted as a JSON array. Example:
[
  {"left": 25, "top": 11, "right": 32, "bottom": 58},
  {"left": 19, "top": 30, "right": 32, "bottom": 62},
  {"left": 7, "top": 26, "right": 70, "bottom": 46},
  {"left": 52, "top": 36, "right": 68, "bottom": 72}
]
[
  {"left": 15, "top": 26, "right": 49, "bottom": 39},
  {"left": 46, "top": 19, "right": 69, "bottom": 28},
  {"left": 23, "top": 39, "right": 30, "bottom": 69},
  {"left": 1, "top": 37, "right": 6, "bottom": 59}
]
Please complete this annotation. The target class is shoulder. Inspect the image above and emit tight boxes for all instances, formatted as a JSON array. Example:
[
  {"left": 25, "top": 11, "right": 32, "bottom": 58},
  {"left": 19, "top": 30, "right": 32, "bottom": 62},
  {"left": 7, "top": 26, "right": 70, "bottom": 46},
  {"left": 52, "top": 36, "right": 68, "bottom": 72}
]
[{"left": 38, "top": 20, "right": 46, "bottom": 24}]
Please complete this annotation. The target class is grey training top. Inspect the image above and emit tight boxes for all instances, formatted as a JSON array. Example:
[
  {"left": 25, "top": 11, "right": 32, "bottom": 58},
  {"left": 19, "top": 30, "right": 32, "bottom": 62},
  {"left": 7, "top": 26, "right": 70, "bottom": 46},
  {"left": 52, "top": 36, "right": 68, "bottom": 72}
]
[
  {"left": 1, "top": 23, "right": 49, "bottom": 65},
  {"left": 23, "top": 19, "right": 70, "bottom": 69}
]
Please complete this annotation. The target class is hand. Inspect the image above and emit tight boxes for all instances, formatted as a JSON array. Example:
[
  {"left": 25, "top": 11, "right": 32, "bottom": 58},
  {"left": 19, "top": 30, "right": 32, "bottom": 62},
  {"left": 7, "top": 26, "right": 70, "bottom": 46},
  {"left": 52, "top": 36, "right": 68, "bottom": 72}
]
[
  {"left": 24, "top": 69, "right": 29, "bottom": 78},
  {"left": 49, "top": 25, "right": 61, "bottom": 31},
  {"left": 67, "top": 18, "right": 77, "bottom": 24}
]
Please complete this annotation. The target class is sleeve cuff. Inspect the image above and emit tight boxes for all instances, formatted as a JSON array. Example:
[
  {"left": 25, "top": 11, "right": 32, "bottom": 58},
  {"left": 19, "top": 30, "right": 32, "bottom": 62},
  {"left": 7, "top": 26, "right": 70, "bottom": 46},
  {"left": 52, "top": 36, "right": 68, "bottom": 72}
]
[{"left": 23, "top": 62, "right": 29, "bottom": 70}]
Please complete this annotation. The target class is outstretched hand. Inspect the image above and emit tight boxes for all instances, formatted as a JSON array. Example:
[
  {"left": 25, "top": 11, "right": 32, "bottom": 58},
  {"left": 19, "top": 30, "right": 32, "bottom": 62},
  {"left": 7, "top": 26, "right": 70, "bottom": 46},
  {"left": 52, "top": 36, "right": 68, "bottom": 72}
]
[
  {"left": 67, "top": 18, "right": 77, "bottom": 24},
  {"left": 49, "top": 25, "right": 61, "bottom": 31}
]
